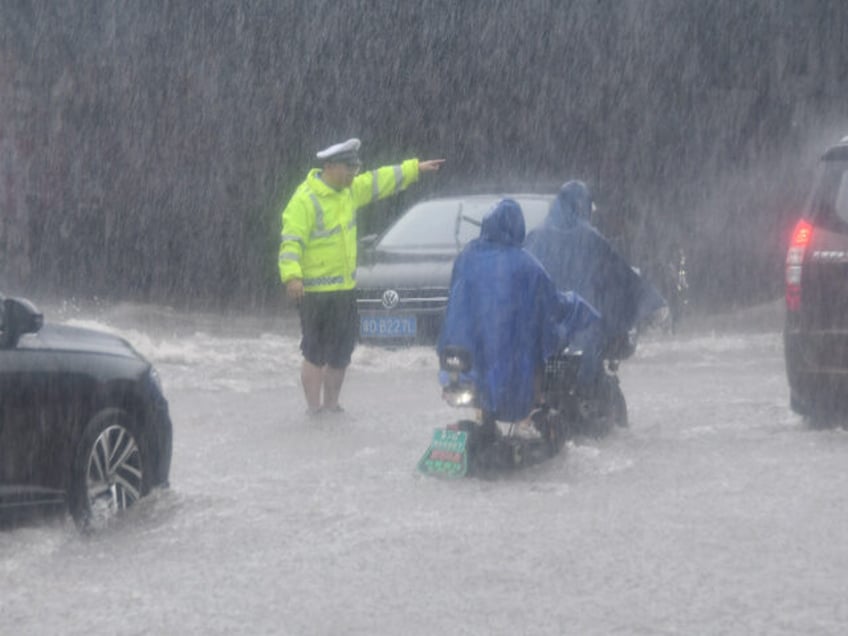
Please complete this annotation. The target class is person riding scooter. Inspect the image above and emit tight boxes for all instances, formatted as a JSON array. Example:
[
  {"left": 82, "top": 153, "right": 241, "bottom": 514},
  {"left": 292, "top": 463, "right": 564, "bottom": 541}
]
[
  {"left": 525, "top": 180, "right": 666, "bottom": 397},
  {"left": 437, "top": 197, "right": 595, "bottom": 445}
]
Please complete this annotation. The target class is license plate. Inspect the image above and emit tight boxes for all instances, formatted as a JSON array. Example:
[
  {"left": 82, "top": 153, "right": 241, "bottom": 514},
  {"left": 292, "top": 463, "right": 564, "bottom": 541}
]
[
  {"left": 359, "top": 314, "right": 417, "bottom": 338},
  {"left": 417, "top": 429, "right": 468, "bottom": 478}
]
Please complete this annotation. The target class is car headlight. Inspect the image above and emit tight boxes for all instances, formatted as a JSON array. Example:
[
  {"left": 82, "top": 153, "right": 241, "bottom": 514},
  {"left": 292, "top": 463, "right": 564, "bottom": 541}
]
[{"left": 148, "top": 365, "right": 163, "bottom": 393}]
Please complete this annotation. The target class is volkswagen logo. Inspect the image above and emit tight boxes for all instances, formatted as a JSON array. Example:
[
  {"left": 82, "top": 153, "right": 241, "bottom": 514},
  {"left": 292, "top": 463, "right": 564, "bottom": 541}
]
[{"left": 381, "top": 289, "right": 400, "bottom": 309}]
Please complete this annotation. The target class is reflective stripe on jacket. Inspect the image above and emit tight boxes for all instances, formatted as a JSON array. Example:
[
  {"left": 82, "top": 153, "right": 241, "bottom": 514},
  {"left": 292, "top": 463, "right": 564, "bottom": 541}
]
[{"left": 278, "top": 159, "right": 420, "bottom": 292}]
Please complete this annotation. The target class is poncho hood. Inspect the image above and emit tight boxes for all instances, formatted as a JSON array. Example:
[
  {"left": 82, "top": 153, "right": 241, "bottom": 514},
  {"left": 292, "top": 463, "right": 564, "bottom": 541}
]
[
  {"left": 480, "top": 197, "right": 526, "bottom": 246},
  {"left": 546, "top": 180, "right": 593, "bottom": 229}
]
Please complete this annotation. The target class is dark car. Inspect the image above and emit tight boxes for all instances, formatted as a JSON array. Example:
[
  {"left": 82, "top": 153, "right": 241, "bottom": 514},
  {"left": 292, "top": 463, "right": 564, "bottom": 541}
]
[
  {"left": 356, "top": 193, "right": 554, "bottom": 345},
  {"left": 785, "top": 134, "right": 848, "bottom": 419},
  {"left": 0, "top": 294, "right": 172, "bottom": 529}
]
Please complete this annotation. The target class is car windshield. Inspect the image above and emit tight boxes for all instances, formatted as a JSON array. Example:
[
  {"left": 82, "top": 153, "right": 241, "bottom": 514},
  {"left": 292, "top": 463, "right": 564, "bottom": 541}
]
[{"left": 377, "top": 196, "right": 552, "bottom": 249}]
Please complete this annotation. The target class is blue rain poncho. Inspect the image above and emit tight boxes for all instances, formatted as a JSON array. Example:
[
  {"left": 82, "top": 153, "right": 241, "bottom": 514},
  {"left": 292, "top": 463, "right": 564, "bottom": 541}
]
[
  {"left": 525, "top": 181, "right": 666, "bottom": 342},
  {"left": 437, "top": 198, "right": 595, "bottom": 422}
]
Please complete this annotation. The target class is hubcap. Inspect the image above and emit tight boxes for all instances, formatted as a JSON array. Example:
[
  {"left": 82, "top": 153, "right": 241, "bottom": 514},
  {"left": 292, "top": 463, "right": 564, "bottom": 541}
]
[{"left": 85, "top": 424, "right": 143, "bottom": 524}]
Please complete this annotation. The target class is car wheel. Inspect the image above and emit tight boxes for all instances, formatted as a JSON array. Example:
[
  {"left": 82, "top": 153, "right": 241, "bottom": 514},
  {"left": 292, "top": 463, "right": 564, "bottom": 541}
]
[{"left": 69, "top": 409, "right": 149, "bottom": 530}]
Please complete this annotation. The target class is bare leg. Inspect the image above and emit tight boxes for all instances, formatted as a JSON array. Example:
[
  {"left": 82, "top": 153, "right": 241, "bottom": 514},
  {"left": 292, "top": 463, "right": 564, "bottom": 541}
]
[
  {"left": 301, "top": 359, "right": 324, "bottom": 412},
  {"left": 322, "top": 366, "right": 347, "bottom": 410}
]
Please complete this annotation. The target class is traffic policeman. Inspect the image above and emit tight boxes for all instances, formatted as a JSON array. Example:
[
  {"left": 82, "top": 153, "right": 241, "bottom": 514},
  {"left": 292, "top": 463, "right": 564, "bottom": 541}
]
[{"left": 279, "top": 138, "right": 444, "bottom": 416}]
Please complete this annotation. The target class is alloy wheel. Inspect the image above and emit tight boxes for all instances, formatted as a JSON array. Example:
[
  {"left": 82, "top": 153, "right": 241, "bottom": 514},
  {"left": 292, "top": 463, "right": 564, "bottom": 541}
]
[{"left": 84, "top": 423, "right": 143, "bottom": 525}]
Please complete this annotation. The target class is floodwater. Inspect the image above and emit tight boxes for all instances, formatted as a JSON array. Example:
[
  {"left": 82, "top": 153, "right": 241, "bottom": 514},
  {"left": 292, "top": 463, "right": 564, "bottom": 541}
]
[{"left": 3, "top": 301, "right": 848, "bottom": 635}]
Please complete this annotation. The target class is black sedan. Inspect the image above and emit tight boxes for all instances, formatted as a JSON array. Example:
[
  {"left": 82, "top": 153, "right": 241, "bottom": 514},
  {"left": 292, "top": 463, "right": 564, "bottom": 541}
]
[
  {"left": 356, "top": 193, "right": 554, "bottom": 345},
  {"left": 0, "top": 294, "right": 172, "bottom": 529}
]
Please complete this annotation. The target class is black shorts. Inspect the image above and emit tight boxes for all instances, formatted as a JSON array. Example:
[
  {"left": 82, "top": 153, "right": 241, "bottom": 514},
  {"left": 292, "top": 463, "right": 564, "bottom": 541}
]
[{"left": 299, "top": 290, "right": 359, "bottom": 368}]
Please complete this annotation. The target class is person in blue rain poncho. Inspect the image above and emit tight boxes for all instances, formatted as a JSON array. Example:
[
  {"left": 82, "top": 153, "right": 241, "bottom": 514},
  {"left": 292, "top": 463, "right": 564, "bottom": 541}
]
[
  {"left": 437, "top": 198, "right": 596, "bottom": 425},
  {"left": 524, "top": 180, "right": 666, "bottom": 394}
]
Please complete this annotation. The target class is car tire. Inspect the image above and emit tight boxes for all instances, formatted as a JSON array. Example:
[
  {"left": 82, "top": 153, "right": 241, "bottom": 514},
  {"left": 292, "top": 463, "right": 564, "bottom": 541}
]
[
  {"left": 68, "top": 408, "right": 150, "bottom": 530},
  {"left": 806, "top": 409, "right": 848, "bottom": 431}
]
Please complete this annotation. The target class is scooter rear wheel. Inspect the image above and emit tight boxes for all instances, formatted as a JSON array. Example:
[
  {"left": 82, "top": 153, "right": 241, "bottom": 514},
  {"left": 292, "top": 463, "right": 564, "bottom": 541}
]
[{"left": 609, "top": 381, "right": 628, "bottom": 428}]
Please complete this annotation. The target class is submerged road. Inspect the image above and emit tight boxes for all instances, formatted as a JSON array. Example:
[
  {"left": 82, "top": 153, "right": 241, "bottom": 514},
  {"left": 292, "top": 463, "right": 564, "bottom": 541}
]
[{"left": 3, "top": 302, "right": 847, "bottom": 635}]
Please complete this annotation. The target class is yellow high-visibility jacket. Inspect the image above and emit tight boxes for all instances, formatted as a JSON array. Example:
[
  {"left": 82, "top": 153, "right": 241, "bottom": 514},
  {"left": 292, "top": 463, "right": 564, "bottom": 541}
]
[{"left": 278, "top": 159, "right": 420, "bottom": 292}]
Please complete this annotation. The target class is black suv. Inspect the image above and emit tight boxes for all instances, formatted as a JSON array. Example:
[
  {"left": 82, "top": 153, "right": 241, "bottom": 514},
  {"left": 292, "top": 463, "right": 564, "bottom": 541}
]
[
  {"left": 785, "top": 135, "right": 848, "bottom": 418},
  {"left": 0, "top": 294, "right": 172, "bottom": 529}
]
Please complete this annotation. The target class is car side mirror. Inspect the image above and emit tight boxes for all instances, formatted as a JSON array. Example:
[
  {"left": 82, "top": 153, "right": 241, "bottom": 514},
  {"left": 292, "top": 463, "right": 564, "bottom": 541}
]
[
  {"left": 0, "top": 297, "right": 44, "bottom": 348},
  {"left": 358, "top": 234, "right": 379, "bottom": 266},
  {"left": 359, "top": 233, "right": 378, "bottom": 249}
]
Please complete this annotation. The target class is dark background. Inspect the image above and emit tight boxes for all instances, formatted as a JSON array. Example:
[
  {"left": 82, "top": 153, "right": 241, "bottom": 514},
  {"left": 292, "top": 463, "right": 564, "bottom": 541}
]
[{"left": 1, "top": 0, "right": 847, "bottom": 313}]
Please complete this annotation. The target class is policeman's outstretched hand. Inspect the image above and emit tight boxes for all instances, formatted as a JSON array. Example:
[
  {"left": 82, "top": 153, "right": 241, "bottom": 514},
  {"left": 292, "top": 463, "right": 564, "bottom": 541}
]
[
  {"left": 419, "top": 159, "right": 445, "bottom": 173},
  {"left": 286, "top": 279, "right": 304, "bottom": 303}
]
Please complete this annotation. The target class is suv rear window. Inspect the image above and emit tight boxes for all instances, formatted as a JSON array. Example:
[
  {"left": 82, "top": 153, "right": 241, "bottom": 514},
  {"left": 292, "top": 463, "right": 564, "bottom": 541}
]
[
  {"left": 809, "top": 158, "right": 848, "bottom": 230},
  {"left": 836, "top": 170, "right": 848, "bottom": 224}
]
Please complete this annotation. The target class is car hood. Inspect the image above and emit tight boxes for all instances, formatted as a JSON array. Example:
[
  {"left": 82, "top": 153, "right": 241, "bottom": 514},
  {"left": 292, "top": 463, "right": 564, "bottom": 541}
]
[
  {"left": 357, "top": 248, "right": 457, "bottom": 289},
  {"left": 18, "top": 323, "right": 146, "bottom": 360}
]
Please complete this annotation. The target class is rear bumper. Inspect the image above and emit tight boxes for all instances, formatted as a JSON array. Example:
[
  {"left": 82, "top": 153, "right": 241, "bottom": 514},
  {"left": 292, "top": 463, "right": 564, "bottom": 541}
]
[{"left": 784, "top": 327, "right": 848, "bottom": 414}]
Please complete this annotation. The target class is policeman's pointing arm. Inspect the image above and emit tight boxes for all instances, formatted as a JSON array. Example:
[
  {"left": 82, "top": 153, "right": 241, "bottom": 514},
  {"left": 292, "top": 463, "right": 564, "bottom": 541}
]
[{"left": 419, "top": 159, "right": 445, "bottom": 173}]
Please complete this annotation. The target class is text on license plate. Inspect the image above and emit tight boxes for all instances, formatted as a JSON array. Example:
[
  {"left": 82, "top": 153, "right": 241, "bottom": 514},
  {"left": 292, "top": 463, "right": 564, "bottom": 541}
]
[{"left": 360, "top": 315, "right": 417, "bottom": 337}]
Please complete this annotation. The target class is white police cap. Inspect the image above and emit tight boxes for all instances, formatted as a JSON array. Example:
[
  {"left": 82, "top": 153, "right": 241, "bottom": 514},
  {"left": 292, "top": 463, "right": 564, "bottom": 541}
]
[{"left": 316, "top": 138, "right": 361, "bottom": 163}]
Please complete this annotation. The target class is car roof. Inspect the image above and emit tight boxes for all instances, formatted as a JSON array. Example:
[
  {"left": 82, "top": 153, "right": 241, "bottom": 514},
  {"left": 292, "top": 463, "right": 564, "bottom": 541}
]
[
  {"left": 415, "top": 192, "right": 554, "bottom": 204},
  {"left": 373, "top": 192, "right": 555, "bottom": 249}
]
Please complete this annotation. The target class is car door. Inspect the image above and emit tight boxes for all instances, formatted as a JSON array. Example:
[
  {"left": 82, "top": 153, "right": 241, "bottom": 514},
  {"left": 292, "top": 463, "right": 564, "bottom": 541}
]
[
  {"left": 802, "top": 152, "right": 848, "bottom": 368},
  {"left": 0, "top": 346, "right": 67, "bottom": 499}
]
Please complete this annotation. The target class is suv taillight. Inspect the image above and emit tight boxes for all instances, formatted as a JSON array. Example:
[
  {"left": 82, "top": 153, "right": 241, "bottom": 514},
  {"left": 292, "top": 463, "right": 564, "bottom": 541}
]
[{"left": 786, "top": 219, "right": 813, "bottom": 311}]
